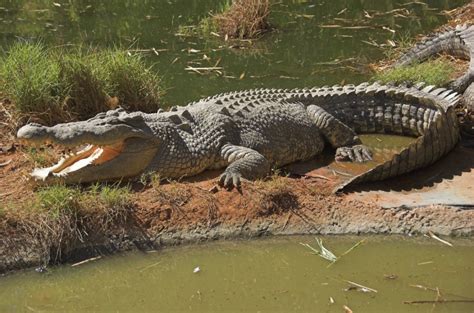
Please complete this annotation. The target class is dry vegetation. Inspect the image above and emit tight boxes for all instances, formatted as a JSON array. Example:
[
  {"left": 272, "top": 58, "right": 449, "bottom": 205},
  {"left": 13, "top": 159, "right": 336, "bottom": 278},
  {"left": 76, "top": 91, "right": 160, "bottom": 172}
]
[
  {"left": 214, "top": 0, "right": 270, "bottom": 39},
  {"left": 1, "top": 184, "right": 133, "bottom": 265}
]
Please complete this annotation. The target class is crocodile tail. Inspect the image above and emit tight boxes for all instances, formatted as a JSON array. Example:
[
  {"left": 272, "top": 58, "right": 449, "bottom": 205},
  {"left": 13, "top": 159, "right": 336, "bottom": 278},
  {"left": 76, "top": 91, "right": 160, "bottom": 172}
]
[
  {"left": 395, "top": 24, "right": 474, "bottom": 92},
  {"left": 334, "top": 84, "right": 461, "bottom": 193},
  {"left": 395, "top": 24, "right": 471, "bottom": 66},
  {"left": 452, "top": 24, "right": 474, "bottom": 92}
]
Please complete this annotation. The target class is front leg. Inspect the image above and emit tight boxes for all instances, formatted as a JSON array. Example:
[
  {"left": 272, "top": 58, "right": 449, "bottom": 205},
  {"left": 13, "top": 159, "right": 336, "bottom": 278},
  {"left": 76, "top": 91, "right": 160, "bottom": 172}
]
[
  {"left": 218, "top": 144, "right": 270, "bottom": 189},
  {"left": 307, "top": 105, "right": 372, "bottom": 162}
]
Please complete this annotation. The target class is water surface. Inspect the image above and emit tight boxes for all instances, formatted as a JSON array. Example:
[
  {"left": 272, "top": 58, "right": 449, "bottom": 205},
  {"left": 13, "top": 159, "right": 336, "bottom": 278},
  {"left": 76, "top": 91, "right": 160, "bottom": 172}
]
[
  {"left": 0, "top": 0, "right": 468, "bottom": 106},
  {"left": 0, "top": 236, "right": 473, "bottom": 312}
]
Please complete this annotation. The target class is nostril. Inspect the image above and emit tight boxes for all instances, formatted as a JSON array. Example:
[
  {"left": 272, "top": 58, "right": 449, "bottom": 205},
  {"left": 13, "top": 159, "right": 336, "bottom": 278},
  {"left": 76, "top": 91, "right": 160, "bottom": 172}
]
[{"left": 29, "top": 122, "right": 44, "bottom": 127}]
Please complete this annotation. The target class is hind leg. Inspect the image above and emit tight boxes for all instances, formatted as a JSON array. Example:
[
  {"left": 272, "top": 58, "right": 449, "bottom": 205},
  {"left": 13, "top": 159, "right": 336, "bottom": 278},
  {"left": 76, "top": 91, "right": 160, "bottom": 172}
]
[{"left": 307, "top": 105, "right": 372, "bottom": 162}]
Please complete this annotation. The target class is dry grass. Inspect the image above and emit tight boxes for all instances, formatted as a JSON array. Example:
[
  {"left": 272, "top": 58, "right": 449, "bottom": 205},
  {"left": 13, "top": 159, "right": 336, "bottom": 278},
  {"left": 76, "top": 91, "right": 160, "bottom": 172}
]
[
  {"left": 253, "top": 175, "right": 298, "bottom": 216},
  {"left": 0, "top": 184, "right": 133, "bottom": 265},
  {"left": 213, "top": 0, "right": 271, "bottom": 39},
  {"left": 153, "top": 181, "right": 192, "bottom": 215}
]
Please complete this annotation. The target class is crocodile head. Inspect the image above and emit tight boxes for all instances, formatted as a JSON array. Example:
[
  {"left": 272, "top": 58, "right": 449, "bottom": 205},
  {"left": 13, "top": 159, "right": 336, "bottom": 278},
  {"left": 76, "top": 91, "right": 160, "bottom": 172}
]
[{"left": 17, "top": 108, "right": 159, "bottom": 184}]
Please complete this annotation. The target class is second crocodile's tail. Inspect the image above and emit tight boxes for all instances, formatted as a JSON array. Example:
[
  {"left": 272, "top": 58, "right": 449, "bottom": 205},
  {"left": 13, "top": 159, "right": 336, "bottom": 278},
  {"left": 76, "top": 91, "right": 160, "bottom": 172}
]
[
  {"left": 310, "top": 83, "right": 460, "bottom": 193},
  {"left": 394, "top": 24, "right": 474, "bottom": 92}
]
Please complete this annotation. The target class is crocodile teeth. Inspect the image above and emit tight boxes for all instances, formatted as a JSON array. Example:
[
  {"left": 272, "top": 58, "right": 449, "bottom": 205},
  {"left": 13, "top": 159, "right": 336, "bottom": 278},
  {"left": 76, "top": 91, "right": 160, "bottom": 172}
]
[
  {"left": 31, "top": 157, "right": 67, "bottom": 181},
  {"left": 55, "top": 147, "right": 103, "bottom": 175}
]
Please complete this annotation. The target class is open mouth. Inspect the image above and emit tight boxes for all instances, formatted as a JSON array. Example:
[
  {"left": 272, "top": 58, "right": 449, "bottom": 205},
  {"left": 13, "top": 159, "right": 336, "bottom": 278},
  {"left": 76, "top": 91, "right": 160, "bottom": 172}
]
[{"left": 32, "top": 141, "right": 124, "bottom": 180}]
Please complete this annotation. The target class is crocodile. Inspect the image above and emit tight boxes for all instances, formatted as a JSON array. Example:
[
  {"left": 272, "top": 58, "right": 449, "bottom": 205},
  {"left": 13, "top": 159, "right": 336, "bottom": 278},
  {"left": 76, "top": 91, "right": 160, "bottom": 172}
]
[
  {"left": 393, "top": 24, "right": 474, "bottom": 110},
  {"left": 17, "top": 82, "right": 460, "bottom": 192}
]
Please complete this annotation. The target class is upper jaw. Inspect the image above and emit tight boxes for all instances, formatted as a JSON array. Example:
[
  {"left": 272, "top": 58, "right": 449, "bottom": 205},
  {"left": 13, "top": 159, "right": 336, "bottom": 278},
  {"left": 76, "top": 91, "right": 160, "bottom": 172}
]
[{"left": 17, "top": 122, "right": 146, "bottom": 148}]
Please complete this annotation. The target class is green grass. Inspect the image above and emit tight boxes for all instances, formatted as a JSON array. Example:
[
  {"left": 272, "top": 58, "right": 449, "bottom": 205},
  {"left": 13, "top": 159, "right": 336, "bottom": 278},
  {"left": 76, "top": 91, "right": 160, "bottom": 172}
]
[
  {"left": 372, "top": 59, "right": 455, "bottom": 86},
  {"left": 0, "top": 42, "right": 67, "bottom": 124},
  {"left": 88, "top": 183, "right": 132, "bottom": 209},
  {"left": 59, "top": 51, "right": 111, "bottom": 120},
  {"left": 36, "top": 185, "right": 80, "bottom": 218},
  {"left": 0, "top": 42, "right": 162, "bottom": 125},
  {"left": 103, "top": 50, "right": 161, "bottom": 112}
]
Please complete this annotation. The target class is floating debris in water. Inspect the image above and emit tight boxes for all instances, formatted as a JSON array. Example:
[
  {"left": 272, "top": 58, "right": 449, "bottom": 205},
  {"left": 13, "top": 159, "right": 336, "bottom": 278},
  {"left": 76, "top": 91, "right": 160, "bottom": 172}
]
[
  {"left": 300, "top": 237, "right": 366, "bottom": 267},
  {"left": 71, "top": 256, "right": 102, "bottom": 267},
  {"left": 417, "top": 261, "right": 434, "bottom": 265},
  {"left": 300, "top": 238, "right": 337, "bottom": 262},
  {"left": 344, "top": 280, "right": 378, "bottom": 293},
  {"left": 343, "top": 305, "right": 353, "bottom": 313},
  {"left": 383, "top": 274, "right": 398, "bottom": 280},
  {"left": 427, "top": 231, "right": 453, "bottom": 247}
]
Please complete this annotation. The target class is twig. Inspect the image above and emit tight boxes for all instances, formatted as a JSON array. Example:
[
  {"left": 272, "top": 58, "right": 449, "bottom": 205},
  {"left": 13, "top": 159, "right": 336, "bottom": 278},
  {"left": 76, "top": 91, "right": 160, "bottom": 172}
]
[
  {"left": 343, "top": 305, "right": 353, "bottom": 313},
  {"left": 303, "top": 174, "right": 331, "bottom": 181},
  {"left": 139, "top": 261, "right": 162, "bottom": 272},
  {"left": 71, "top": 256, "right": 101, "bottom": 267},
  {"left": 404, "top": 300, "right": 474, "bottom": 304},
  {"left": 428, "top": 231, "right": 453, "bottom": 247},
  {"left": 282, "top": 212, "right": 292, "bottom": 230},
  {"left": 409, "top": 284, "right": 474, "bottom": 300},
  {"left": 185, "top": 66, "right": 223, "bottom": 71},
  {"left": 327, "top": 239, "right": 366, "bottom": 268},
  {"left": 346, "top": 280, "right": 378, "bottom": 293},
  {"left": 0, "top": 159, "right": 12, "bottom": 167}
]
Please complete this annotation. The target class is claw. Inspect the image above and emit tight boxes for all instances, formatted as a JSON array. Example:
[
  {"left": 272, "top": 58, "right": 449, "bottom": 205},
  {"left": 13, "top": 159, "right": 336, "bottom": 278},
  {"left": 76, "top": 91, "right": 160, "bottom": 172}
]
[
  {"left": 218, "top": 171, "right": 242, "bottom": 190},
  {"left": 335, "top": 145, "right": 372, "bottom": 163}
]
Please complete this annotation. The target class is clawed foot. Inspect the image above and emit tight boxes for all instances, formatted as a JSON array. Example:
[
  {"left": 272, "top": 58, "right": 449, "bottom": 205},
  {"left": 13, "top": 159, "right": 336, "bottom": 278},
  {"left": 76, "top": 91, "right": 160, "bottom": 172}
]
[
  {"left": 218, "top": 171, "right": 242, "bottom": 190},
  {"left": 335, "top": 145, "right": 372, "bottom": 162}
]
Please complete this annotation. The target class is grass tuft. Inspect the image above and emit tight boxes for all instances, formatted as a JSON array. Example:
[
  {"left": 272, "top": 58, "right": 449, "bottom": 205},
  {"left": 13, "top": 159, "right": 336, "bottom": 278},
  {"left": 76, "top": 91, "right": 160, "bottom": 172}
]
[
  {"left": 0, "top": 42, "right": 67, "bottom": 124},
  {"left": 372, "top": 59, "right": 455, "bottom": 86},
  {"left": 0, "top": 42, "right": 162, "bottom": 125},
  {"left": 253, "top": 175, "right": 298, "bottom": 216},
  {"left": 1, "top": 184, "right": 133, "bottom": 265},
  {"left": 59, "top": 52, "right": 110, "bottom": 120},
  {"left": 103, "top": 50, "right": 161, "bottom": 112},
  {"left": 36, "top": 185, "right": 81, "bottom": 218},
  {"left": 213, "top": 0, "right": 271, "bottom": 39},
  {"left": 179, "top": 0, "right": 271, "bottom": 40}
]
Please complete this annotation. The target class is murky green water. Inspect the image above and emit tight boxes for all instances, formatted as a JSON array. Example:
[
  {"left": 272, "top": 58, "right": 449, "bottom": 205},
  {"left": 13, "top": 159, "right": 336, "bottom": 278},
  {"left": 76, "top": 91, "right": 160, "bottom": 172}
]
[
  {"left": 1, "top": 236, "right": 473, "bottom": 312},
  {"left": 0, "top": 0, "right": 468, "bottom": 106}
]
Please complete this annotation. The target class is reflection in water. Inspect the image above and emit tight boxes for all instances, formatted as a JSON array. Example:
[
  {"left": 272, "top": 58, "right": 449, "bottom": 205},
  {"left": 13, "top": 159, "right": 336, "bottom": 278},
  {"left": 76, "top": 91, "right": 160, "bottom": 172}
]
[{"left": 0, "top": 236, "right": 472, "bottom": 312}]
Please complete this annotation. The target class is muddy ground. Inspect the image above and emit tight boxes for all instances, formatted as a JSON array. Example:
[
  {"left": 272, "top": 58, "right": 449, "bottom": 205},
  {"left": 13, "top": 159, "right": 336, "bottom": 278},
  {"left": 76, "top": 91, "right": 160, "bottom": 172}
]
[{"left": 1, "top": 131, "right": 473, "bottom": 274}]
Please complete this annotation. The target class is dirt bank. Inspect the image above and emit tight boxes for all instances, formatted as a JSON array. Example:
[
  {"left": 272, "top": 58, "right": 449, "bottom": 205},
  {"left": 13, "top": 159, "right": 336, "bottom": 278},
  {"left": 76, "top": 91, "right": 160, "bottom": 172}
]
[{"left": 1, "top": 142, "right": 473, "bottom": 274}]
